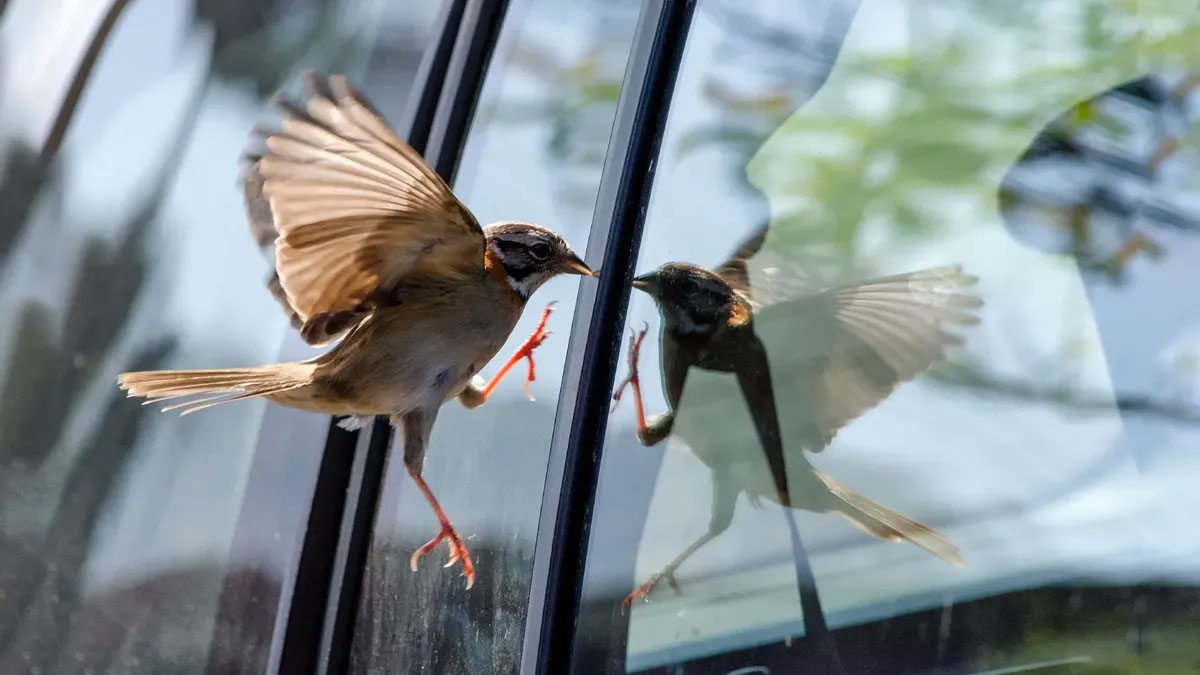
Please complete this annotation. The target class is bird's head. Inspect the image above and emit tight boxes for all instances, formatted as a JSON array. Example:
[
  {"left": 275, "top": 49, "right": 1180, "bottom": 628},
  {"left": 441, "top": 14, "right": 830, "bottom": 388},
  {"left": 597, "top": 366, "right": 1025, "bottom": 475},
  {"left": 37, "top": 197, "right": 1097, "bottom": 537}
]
[
  {"left": 632, "top": 262, "right": 736, "bottom": 334},
  {"left": 484, "top": 222, "right": 595, "bottom": 300}
]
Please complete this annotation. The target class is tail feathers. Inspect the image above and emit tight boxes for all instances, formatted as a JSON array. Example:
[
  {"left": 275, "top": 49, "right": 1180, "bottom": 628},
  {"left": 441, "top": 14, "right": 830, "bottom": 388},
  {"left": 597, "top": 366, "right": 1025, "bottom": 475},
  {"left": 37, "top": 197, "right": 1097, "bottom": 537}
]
[
  {"left": 118, "top": 363, "right": 314, "bottom": 415},
  {"left": 817, "top": 471, "right": 965, "bottom": 566}
]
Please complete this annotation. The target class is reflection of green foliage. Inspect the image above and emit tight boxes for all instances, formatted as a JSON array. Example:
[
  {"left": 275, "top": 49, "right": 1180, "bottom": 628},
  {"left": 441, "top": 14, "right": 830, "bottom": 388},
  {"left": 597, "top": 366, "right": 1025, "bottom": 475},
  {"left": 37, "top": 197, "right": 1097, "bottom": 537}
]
[
  {"left": 978, "top": 605, "right": 1199, "bottom": 674},
  {"left": 698, "top": 0, "right": 1200, "bottom": 273}
]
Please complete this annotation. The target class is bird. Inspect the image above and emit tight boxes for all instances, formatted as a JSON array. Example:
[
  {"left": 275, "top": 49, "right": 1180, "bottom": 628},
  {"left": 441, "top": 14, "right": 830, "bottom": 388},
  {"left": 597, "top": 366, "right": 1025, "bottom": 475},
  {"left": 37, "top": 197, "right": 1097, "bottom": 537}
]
[
  {"left": 117, "top": 73, "right": 596, "bottom": 589},
  {"left": 612, "top": 225, "right": 980, "bottom": 611}
]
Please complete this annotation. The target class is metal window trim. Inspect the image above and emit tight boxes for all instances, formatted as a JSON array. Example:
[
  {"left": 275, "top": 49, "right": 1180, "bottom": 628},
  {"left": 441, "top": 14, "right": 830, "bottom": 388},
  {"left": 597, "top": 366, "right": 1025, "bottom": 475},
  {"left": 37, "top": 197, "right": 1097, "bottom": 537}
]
[{"left": 521, "top": 1, "right": 699, "bottom": 672}]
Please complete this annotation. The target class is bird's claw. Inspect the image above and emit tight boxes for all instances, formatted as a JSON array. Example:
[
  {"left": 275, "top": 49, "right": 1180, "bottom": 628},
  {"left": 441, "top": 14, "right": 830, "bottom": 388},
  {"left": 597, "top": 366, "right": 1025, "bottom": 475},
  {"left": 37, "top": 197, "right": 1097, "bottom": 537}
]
[
  {"left": 515, "top": 303, "right": 556, "bottom": 401},
  {"left": 410, "top": 521, "right": 476, "bottom": 590},
  {"left": 620, "top": 566, "right": 680, "bottom": 615}
]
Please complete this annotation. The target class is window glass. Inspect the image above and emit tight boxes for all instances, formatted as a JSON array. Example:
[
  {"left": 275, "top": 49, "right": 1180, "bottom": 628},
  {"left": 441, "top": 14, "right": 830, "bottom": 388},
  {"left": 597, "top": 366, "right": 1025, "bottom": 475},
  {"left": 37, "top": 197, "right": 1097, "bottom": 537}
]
[
  {"left": 575, "top": 0, "right": 1200, "bottom": 672},
  {"left": 348, "top": 1, "right": 641, "bottom": 673},
  {"left": 0, "top": 1, "right": 437, "bottom": 673}
]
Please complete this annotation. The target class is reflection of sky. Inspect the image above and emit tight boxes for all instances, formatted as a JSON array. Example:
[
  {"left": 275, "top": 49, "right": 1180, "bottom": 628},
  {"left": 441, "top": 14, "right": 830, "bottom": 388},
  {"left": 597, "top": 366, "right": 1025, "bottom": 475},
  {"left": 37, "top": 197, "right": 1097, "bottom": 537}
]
[
  {"left": 577, "top": 0, "right": 1200, "bottom": 668},
  {"left": 0, "top": 0, "right": 430, "bottom": 598}
]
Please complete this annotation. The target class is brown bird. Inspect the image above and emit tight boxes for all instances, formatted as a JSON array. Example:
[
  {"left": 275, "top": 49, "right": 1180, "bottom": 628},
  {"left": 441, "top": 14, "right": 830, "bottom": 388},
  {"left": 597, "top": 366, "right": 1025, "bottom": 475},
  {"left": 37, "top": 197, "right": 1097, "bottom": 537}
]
[
  {"left": 118, "top": 74, "right": 595, "bottom": 589},
  {"left": 613, "top": 226, "right": 979, "bottom": 610}
]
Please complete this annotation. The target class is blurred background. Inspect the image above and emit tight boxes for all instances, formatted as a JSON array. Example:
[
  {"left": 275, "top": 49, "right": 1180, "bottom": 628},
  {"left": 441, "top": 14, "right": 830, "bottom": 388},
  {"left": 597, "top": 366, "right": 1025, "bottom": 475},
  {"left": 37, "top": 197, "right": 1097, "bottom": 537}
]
[{"left": 0, "top": 0, "right": 438, "bottom": 672}]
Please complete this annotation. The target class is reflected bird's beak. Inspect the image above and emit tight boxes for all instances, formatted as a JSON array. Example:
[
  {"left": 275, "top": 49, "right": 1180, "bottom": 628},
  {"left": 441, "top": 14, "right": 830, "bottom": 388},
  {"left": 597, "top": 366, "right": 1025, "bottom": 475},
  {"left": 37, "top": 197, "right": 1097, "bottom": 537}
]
[
  {"left": 559, "top": 252, "right": 596, "bottom": 277},
  {"left": 631, "top": 272, "right": 657, "bottom": 293}
]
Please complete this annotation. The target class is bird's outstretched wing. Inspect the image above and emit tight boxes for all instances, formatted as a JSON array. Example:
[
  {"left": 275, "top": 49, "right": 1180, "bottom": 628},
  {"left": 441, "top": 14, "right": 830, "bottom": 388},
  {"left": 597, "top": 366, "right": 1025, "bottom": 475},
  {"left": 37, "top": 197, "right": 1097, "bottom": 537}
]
[
  {"left": 243, "top": 72, "right": 484, "bottom": 345},
  {"left": 712, "top": 224, "right": 820, "bottom": 311},
  {"left": 713, "top": 224, "right": 767, "bottom": 305},
  {"left": 757, "top": 265, "right": 982, "bottom": 452},
  {"left": 241, "top": 154, "right": 304, "bottom": 331}
]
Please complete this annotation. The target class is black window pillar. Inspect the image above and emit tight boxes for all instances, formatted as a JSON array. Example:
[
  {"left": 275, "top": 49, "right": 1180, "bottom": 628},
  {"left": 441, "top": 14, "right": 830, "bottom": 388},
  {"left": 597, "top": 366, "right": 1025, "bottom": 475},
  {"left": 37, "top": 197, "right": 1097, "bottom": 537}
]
[{"left": 521, "top": 1, "right": 699, "bottom": 673}]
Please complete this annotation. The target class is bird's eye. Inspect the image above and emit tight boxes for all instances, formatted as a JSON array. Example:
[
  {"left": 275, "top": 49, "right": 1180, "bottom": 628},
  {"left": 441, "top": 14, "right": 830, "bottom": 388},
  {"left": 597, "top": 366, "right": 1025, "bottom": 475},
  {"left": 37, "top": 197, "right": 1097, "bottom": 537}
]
[{"left": 529, "top": 243, "right": 552, "bottom": 260}]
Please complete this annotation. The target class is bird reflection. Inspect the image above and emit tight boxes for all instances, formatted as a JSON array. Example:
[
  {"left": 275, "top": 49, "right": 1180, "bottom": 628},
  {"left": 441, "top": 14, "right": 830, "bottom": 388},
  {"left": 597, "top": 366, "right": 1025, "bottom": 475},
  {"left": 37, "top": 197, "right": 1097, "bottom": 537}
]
[{"left": 613, "top": 226, "right": 982, "bottom": 610}]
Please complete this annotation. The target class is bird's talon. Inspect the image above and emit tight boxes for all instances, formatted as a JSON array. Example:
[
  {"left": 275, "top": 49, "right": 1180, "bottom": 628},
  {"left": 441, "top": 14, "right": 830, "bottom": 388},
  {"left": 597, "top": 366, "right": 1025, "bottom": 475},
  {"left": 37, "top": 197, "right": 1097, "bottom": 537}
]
[
  {"left": 410, "top": 522, "right": 475, "bottom": 589},
  {"left": 620, "top": 575, "right": 661, "bottom": 615}
]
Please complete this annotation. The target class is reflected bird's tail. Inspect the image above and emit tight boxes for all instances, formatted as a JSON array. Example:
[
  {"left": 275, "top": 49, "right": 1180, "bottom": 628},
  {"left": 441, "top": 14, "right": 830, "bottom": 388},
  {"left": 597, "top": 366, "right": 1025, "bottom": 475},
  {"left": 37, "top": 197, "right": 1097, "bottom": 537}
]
[{"left": 818, "top": 471, "right": 965, "bottom": 566}]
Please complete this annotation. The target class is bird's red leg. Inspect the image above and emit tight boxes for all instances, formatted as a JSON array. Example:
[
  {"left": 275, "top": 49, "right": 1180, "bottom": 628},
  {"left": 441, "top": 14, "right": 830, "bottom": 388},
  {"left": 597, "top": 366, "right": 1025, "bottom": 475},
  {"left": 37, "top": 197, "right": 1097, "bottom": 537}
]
[
  {"left": 407, "top": 468, "right": 476, "bottom": 589},
  {"left": 611, "top": 323, "right": 650, "bottom": 438},
  {"left": 477, "top": 302, "right": 556, "bottom": 402}
]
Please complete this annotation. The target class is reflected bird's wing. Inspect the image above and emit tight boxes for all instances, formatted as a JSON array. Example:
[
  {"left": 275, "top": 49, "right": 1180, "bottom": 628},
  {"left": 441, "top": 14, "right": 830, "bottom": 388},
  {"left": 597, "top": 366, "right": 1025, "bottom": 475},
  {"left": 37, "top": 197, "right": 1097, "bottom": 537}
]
[{"left": 757, "top": 266, "right": 982, "bottom": 452}]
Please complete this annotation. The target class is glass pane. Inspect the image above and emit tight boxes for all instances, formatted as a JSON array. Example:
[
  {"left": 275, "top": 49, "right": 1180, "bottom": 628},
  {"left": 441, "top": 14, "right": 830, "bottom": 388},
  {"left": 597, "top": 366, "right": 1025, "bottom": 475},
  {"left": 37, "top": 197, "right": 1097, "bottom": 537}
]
[
  {"left": 349, "top": 1, "right": 640, "bottom": 673},
  {"left": 0, "top": 1, "right": 439, "bottom": 673},
  {"left": 575, "top": 0, "right": 1200, "bottom": 672}
]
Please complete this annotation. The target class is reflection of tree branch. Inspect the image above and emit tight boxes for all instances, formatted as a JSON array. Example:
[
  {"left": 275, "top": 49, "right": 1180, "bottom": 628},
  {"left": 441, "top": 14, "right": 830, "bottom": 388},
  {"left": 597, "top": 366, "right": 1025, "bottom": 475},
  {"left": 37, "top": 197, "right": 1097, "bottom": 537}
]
[
  {"left": 41, "top": 0, "right": 134, "bottom": 159},
  {"left": 0, "top": 0, "right": 134, "bottom": 269},
  {"left": 930, "top": 365, "right": 1200, "bottom": 424}
]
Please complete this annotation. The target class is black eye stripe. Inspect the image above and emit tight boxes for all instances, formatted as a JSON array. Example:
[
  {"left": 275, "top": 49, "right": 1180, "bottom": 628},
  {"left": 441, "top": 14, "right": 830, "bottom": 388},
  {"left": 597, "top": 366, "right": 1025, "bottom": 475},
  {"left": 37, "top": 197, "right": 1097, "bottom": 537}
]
[{"left": 494, "top": 239, "right": 525, "bottom": 253}]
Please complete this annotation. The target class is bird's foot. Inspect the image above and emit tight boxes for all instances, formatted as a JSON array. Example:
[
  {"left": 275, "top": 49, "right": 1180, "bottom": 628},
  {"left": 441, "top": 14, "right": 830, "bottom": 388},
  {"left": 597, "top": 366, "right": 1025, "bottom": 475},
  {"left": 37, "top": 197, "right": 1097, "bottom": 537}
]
[
  {"left": 475, "top": 302, "right": 557, "bottom": 403},
  {"left": 409, "top": 520, "right": 476, "bottom": 590},
  {"left": 611, "top": 323, "right": 649, "bottom": 412},
  {"left": 620, "top": 567, "right": 681, "bottom": 615},
  {"left": 336, "top": 415, "right": 372, "bottom": 431},
  {"left": 512, "top": 301, "right": 556, "bottom": 400}
]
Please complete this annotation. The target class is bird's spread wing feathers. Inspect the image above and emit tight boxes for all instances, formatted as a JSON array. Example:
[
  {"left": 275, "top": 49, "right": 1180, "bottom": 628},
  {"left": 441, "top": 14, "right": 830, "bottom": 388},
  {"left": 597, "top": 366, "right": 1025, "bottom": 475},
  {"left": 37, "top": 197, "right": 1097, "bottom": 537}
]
[
  {"left": 758, "top": 265, "right": 981, "bottom": 451},
  {"left": 713, "top": 224, "right": 821, "bottom": 310},
  {"left": 713, "top": 224, "right": 767, "bottom": 305},
  {"left": 248, "top": 73, "right": 484, "bottom": 344}
]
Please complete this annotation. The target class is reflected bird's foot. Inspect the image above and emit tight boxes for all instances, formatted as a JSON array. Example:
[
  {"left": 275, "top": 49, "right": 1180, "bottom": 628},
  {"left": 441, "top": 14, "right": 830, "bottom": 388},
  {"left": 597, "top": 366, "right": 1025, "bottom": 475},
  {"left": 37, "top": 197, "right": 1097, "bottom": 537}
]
[
  {"left": 409, "top": 519, "right": 476, "bottom": 590},
  {"left": 611, "top": 322, "right": 649, "bottom": 412},
  {"left": 620, "top": 568, "right": 680, "bottom": 615}
]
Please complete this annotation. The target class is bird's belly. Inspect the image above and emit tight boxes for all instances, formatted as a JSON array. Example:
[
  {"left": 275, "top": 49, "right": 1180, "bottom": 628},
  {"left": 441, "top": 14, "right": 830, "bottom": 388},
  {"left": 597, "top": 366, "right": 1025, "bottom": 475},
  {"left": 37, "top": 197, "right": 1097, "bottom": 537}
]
[
  {"left": 314, "top": 305, "right": 518, "bottom": 415},
  {"left": 672, "top": 369, "right": 831, "bottom": 511}
]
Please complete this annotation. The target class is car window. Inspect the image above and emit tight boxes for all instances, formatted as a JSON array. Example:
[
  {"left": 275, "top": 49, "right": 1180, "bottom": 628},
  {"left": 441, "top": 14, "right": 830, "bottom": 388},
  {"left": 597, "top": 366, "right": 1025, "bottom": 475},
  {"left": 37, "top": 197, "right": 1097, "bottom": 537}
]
[
  {"left": 573, "top": 0, "right": 1200, "bottom": 672},
  {"left": 0, "top": 1, "right": 439, "bottom": 673},
  {"left": 347, "top": 1, "right": 642, "bottom": 673}
]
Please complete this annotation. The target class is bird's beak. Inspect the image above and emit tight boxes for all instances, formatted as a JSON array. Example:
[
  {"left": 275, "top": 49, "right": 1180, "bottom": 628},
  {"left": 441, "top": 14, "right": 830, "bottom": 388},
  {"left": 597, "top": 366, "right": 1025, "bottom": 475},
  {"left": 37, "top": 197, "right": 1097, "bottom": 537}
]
[
  {"left": 631, "top": 271, "right": 658, "bottom": 294},
  {"left": 559, "top": 252, "right": 596, "bottom": 277}
]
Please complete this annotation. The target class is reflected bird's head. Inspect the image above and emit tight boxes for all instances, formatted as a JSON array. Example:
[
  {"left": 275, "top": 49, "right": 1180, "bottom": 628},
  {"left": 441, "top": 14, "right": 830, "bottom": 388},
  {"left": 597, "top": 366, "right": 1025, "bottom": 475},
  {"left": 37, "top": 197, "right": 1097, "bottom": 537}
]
[
  {"left": 632, "top": 262, "right": 738, "bottom": 334},
  {"left": 484, "top": 222, "right": 595, "bottom": 299}
]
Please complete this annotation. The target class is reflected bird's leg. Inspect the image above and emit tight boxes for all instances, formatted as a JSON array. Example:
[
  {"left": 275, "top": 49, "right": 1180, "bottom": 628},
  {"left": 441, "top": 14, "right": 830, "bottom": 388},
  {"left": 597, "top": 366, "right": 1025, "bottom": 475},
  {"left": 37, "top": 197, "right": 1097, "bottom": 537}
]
[
  {"left": 402, "top": 409, "right": 475, "bottom": 589},
  {"left": 621, "top": 469, "right": 738, "bottom": 614},
  {"left": 612, "top": 323, "right": 673, "bottom": 445},
  {"left": 460, "top": 302, "right": 556, "bottom": 408}
]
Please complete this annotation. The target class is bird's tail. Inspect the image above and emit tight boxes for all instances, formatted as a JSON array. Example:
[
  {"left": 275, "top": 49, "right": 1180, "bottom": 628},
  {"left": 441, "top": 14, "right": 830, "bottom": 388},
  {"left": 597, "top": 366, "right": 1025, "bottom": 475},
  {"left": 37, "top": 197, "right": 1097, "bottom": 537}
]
[
  {"left": 817, "top": 471, "right": 965, "bottom": 566},
  {"left": 117, "top": 362, "right": 315, "bottom": 415}
]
